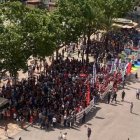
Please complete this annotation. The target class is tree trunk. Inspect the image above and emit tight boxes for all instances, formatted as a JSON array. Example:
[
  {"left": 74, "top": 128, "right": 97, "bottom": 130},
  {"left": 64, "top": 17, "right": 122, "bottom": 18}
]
[
  {"left": 82, "top": 35, "right": 86, "bottom": 65},
  {"left": 12, "top": 71, "right": 17, "bottom": 86},
  {"left": 56, "top": 47, "right": 59, "bottom": 61},
  {"left": 86, "top": 33, "right": 90, "bottom": 65},
  {"left": 14, "top": 72, "right": 17, "bottom": 85},
  {"left": 82, "top": 49, "right": 84, "bottom": 65},
  {"left": 104, "top": 34, "right": 109, "bottom": 51}
]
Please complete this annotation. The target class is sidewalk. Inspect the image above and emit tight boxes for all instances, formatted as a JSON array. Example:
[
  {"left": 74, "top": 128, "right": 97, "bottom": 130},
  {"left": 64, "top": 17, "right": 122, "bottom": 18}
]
[{"left": 0, "top": 122, "right": 21, "bottom": 140}]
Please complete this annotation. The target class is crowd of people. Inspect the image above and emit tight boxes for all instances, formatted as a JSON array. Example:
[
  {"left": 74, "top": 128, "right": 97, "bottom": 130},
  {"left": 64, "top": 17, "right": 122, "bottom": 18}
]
[
  {"left": 0, "top": 28, "right": 139, "bottom": 130},
  {"left": 0, "top": 57, "right": 94, "bottom": 129}
]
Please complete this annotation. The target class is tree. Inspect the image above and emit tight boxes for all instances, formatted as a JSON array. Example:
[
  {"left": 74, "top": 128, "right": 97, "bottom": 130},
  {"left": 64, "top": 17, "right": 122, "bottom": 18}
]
[
  {"left": 0, "top": 23, "right": 29, "bottom": 84},
  {"left": 57, "top": 0, "right": 83, "bottom": 44},
  {"left": 100, "top": 0, "right": 135, "bottom": 50},
  {"left": 57, "top": 0, "right": 103, "bottom": 64},
  {"left": 47, "top": 11, "right": 65, "bottom": 60},
  {"left": 0, "top": 1, "right": 56, "bottom": 82},
  {"left": 22, "top": 9, "right": 56, "bottom": 59}
]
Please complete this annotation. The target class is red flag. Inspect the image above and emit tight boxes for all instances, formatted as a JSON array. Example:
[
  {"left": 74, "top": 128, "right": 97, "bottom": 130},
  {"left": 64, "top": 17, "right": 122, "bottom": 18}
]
[
  {"left": 126, "top": 62, "right": 132, "bottom": 75},
  {"left": 86, "top": 82, "right": 90, "bottom": 106}
]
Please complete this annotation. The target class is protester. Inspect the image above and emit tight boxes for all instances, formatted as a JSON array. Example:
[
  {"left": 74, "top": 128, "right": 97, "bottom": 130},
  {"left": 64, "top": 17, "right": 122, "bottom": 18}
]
[
  {"left": 87, "top": 127, "right": 92, "bottom": 140},
  {"left": 136, "top": 89, "right": 139, "bottom": 99},
  {"left": 111, "top": 90, "right": 117, "bottom": 103},
  {"left": 130, "top": 102, "right": 133, "bottom": 113},
  {"left": 121, "top": 90, "right": 126, "bottom": 101},
  {"left": 82, "top": 111, "right": 86, "bottom": 124},
  {"left": 135, "top": 72, "right": 138, "bottom": 79},
  {"left": 107, "top": 91, "right": 111, "bottom": 104}
]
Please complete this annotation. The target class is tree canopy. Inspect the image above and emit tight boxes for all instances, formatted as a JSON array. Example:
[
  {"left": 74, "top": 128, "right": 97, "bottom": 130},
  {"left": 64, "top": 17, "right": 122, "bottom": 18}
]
[
  {"left": 0, "top": 1, "right": 56, "bottom": 79},
  {"left": 0, "top": 0, "right": 136, "bottom": 78}
]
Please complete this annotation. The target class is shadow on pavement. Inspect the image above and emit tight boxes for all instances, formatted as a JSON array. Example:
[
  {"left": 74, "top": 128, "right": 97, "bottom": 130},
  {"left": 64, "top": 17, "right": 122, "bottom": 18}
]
[
  {"left": 7, "top": 136, "right": 14, "bottom": 139},
  {"left": 77, "top": 106, "right": 101, "bottom": 127},
  {"left": 110, "top": 103, "right": 117, "bottom": 106},
  {"left": 95, "top": 116, "right": 105, "bottom": 119},
  {"left": 124, "top": 87, "right": 130, "bottom": 90},
  {"left": 116, "top": 102, "right": 123, "bottom": 106},
  {"left": 127, "top": 86, "right": 138, "bottom": 90},
  {"left": 131, "top": 112, "right": 139, "bottom": 116},
  {"left": 123, "top": 100, "right": 131, "bottom": 104}
]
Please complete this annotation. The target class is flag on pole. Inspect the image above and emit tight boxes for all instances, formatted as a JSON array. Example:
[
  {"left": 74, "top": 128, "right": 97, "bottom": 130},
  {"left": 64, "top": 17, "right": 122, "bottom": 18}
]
[{"left": 93, "top": 64, "right": 96, "bottom": 83}]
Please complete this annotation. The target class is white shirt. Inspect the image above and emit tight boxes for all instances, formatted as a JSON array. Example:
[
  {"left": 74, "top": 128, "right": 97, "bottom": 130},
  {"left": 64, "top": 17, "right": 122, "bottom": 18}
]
[
  {"left": 136, "top": 89, "right": 139, "bottom": 94},
  {"left": 52, "top": 117, "right": 56, "bottom": 123},
  {"left": 13, "top": 113, "right": 17, "bottom": 119}
]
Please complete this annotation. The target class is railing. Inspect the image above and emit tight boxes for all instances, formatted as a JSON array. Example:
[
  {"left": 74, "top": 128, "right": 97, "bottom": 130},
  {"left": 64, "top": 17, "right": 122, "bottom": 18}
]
[
  {"left": 76, "top": 83, "right": 113, "bottom": 122},
  {"left": 100, "top": 83, "right": 113, "bottom": 100},
  {"left": 76, "top": 99, "right": 94, "bottom": 122}
]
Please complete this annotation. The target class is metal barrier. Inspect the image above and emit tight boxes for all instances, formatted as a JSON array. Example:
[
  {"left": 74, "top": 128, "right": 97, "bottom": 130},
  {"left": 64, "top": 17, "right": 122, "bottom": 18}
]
[
  {"left": 76, "top": 83, "right": 113, "bottom": 122},
  {"left": 100, "top": 83, "right": 113, "bottom": 100},
  {"left": 76, "top": 99, "right": 94, "bottom": 122}
]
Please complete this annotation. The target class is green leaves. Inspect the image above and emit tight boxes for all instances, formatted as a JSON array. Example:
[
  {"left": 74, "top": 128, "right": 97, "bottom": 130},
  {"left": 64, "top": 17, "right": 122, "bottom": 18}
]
[
  {"left": 0, "top": 0, "right": 136, "bottom": 77},
  {"left": 0, "top": 2, "right": 56, "bottom": 77},
  {"left": 100, "top": 0, "right": 135, "bottom": 30}
]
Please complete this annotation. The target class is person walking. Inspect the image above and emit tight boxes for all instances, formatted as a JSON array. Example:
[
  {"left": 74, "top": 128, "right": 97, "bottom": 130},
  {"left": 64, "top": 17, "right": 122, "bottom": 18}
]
[
  {"left": 122, "top": 79, "right": 125, "bottom": 88},
  {"left": 111, "top": 91, "right": 117, "bottom": 103},
  {"left": 82, "top": 111, "right": 86, "bottom": 124},
  {"left": 136, "top": 89, "right": 139, "bottom": 99},
  {"left": 135, "top": 72, "right": 138, "bottom": 79},
  {"left": 52, "top": 116, "right": 57, "bottom": 128},
  {"left": 130, "top": 102, "right": 133, "bottom": 113},
  {"left": 87, "top": 127, "right": 92, "bottom": 140},
  {"left": 107, "top": 92, "right": 111, "bottom": 104},
  {"left": 121, "top": 90, "right": 125, "bottom": 101},
  {"left": 4, "top": 124, "right": 8, "bottom": 137},
  {"left": 78, "top": 49, "right": 80, "bottom": 57}
]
